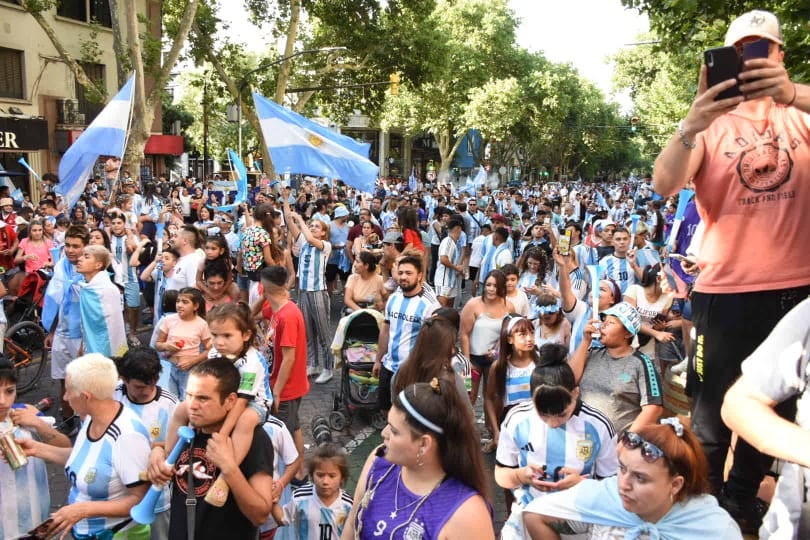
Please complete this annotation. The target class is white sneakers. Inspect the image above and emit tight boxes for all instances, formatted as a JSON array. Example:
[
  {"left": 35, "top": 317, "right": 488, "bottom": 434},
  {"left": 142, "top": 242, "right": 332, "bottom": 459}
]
[{"left": 315, "top": 369, "right": 333, "bottom": 384}]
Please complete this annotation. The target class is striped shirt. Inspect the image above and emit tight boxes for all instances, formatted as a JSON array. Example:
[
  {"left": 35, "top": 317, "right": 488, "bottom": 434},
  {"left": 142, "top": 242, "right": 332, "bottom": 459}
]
[
  {"left": 599, "top": 254, "right": 636, "bottom": 294},
  {"left": 0, "top": 422, "right": 50, "bottom": 539},
  {"left": 260, "top": 416, "right": 301, "bottom": 538},
  {"left": 209, "top": 346, "right": 273, "bottom": 411},
  {"left": 434, "top": 235, "right": 462, "bottom": 290},
  {"left": 297, "top": 236, "right": 332, "bottom": 291},
  {"left": 111, "top": 234, "right": 136, "bottom": 283},
  {"left": 496, "top": 400, "right": 617, "bottom": 538},
  {"left": 113, "top": 383, "right": 178, "bottom": 513},
  {"left": 275, "top": 484, "right": 353, "bottom": 540},
  {"left": 505, "top": 361, "right": 535, "bottom": 406},
  {"left": 64, "top": 405, "right": 151, "bottom": 537},
  {"left": 382, "top": 288, "right": 439, "bottom": 372}
]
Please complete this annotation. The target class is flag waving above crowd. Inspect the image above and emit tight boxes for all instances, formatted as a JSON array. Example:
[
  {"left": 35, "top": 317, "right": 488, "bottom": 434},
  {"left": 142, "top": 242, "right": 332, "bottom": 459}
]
[
  {"left": 253, "top": 92, "right": 378, "bottom": 193},
  {"left": 57, "top": 75, "right": 135, "bottom": 210}
]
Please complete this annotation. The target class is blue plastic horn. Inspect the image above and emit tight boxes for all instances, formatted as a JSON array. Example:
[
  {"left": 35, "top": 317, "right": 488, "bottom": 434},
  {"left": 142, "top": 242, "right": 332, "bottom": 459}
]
[{"left": 131, "top": 426, "right": 195, "bottom": 524}]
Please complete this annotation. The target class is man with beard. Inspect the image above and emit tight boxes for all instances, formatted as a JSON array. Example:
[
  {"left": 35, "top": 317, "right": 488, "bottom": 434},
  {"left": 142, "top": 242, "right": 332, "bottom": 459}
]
[{"left": 372, "top": 255, "right": 439, "bottom": 413}]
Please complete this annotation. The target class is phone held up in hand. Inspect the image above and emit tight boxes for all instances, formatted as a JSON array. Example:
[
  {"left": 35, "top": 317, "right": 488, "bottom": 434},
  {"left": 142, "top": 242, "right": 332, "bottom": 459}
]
[
  {"left": 558, "top": 229, "right": 572, "bottom": 256},
  {"left": 704, "top": 38, "right": 769, "bottom": 101}
]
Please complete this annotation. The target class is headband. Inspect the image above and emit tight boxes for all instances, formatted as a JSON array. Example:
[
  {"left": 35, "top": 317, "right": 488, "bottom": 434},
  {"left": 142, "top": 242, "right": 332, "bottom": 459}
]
[
  {"left": 660, "top": 417, "right": 684, "bottom": 437},
  {"left": 507, "top": 315, "right": 527, "bottom": 334},
  {"left": 398, "top": 390, "right": 444, "bottom": 435},
  {"left": 537, "top": 297, "right": 562, "bottom": 316}
]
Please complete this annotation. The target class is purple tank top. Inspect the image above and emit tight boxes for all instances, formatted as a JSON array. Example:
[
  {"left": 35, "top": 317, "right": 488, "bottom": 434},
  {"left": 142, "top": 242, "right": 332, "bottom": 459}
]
[{"left": 356, "top": 457, "right": 483, "bottom": 539}]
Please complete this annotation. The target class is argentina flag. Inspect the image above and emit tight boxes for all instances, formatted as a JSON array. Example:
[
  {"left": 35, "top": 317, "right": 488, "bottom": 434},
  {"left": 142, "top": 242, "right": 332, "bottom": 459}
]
[
  {"left": 211, "top": 148, "right": 249, "bottom": 212},
  {"left": 57, "top": 75, "right": 134, "bottom": 210},
  {"left": 253, "top": 92, "right": 378, "bottom": 193}
]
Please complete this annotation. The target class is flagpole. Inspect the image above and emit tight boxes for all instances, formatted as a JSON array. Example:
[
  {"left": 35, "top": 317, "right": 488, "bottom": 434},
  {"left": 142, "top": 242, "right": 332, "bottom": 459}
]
[{"left": 107, "top": 74, "right": 137, "bottom": 208}]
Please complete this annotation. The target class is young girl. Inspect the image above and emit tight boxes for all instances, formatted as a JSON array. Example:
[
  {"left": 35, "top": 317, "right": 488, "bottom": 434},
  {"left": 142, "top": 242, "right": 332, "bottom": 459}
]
[
  {"left": 494, "top": 344, "right": 618, "bottom": 539},
  {"left": 164, "top": 302, "right": 272, "bottom": 507},
  {"left": 502, "top": 264, "right": 530, "bottom": 316},
  {"left": 533, "top": 292, "right": 572, "bottom": 348},
  {"left": 269, "top": 443, "right": 353, "bottom": 540},
  {"left": 485, "top": 315, "right": 540, "bottom": 452},
  {"left": 155, "top": 287, "right": 212, "bottom": 398},
  {"left": 196, "top": 235, "right": 239, "bottom": 299},
  {"left": 14, "top": 219, "right": 54, "bottom": 273}
]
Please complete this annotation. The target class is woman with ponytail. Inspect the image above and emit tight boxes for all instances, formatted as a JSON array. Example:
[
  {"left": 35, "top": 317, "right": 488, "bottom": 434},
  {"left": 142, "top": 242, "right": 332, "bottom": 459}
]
[
  {"left": 494, "top": 344, "right": 618, "bottom": 540},
  {"left": 342, "top": 378, "right": 494, "bottom": 539}
]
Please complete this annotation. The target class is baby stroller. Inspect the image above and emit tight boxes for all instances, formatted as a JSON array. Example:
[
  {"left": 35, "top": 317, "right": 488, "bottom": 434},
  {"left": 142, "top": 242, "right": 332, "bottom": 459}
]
[
  {"left": 329, "top": 309, "right": 386, "bottom": 431},
  {"left": 5, "top": 268, "right": 52, "bottom": 326}
]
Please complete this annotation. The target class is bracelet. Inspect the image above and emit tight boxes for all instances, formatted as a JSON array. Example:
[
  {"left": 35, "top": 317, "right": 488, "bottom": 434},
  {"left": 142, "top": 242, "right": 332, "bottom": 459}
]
[
  {"left": 677, "top": 120, "right": 696, "bottom": 150},
  {"left": 787, "top": 83, "right": 797, "bottom": 107}
]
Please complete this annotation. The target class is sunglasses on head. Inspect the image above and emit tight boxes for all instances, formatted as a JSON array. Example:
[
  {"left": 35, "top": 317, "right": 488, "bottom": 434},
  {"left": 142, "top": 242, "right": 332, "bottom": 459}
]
[{"left": 620, "top": 431, "right": 667, "bottom": 463}]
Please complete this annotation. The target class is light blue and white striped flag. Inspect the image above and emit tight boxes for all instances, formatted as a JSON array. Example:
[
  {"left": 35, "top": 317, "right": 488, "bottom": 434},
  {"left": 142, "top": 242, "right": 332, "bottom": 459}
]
[
  {"left": 212, "top": 148, "right": 249, "bottom": 212},
  {"left": 408, "top": 166, "right": 417, "bottom": 192},
  {"left": 253, "top": 92, "right": 378, "bottom": 193},
  {"left": 57, "top": 75, "right": 134, "bottom": 210},
  {"left": 472, "top": 164, "right": 487, "bottom": 186}
]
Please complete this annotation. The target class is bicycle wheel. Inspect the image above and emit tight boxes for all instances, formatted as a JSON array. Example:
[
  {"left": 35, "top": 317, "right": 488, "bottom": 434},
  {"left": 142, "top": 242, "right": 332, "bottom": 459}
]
[{"left": 7, "top": 321, "right": 48, "bottom": 395}]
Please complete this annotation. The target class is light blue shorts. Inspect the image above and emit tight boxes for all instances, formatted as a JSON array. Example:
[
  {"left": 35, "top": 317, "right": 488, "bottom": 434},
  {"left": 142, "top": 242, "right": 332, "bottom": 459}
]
[{"left": 124, "top": 282, "right": 141, "bottom": 309}]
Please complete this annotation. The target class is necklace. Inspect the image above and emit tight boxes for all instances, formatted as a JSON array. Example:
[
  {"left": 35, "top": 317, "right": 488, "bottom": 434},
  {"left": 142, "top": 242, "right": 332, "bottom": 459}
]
[{"left": 390, "top": 471, "right": 444, "bottom": 519}]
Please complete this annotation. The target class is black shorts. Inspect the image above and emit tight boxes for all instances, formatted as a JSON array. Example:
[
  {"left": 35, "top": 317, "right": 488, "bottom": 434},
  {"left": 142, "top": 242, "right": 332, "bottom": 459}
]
[
  {"left": 276, "top": 397, "right": 302, "bottom": 433},
  {"left": 470, "top": 354, "right": 494, "bottom": 372},
  {"left": 469, "top": 266, "right": 479, "bottom": 283},
  {"left": 325, "top": 263, "right": 349, "bottom": 283}
]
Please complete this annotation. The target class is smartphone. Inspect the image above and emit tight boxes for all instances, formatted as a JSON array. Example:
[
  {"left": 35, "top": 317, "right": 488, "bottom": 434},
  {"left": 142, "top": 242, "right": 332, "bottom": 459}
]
[
  {"left": 558, "top": 230, "right": 572, "bottom": 256},
  {"left": 742, "top": 38, "right": 769, "bottom": 60},
  {"left": 704, "top": 46, "right": 742, "bottom": 100}
]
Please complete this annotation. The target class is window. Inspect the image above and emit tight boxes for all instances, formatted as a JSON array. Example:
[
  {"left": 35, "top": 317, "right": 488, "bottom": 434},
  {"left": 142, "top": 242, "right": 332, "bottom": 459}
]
[
  {"left": 57, "top": 0, "right": 112, "bottom": 28},
  {"left": 0, "top": 47, "right": 24, "bottom": 99},
  {"left": 76, "top": 62, "right": 106, "bottom": 124},
  {"left": 57, "top": 0, "right": 87, "bottom": 22}
]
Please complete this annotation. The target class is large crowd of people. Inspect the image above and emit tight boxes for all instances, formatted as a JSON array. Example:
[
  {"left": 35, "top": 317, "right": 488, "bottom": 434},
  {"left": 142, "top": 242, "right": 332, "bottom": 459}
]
[{"left": 0, "top": 9, "right": 808, "bottom": 539}]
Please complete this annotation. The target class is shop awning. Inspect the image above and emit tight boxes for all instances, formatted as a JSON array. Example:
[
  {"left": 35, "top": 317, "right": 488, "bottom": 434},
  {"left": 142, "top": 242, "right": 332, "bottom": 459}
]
[{"left": 144, "top": 134, "right": 183, "bottom": 156}]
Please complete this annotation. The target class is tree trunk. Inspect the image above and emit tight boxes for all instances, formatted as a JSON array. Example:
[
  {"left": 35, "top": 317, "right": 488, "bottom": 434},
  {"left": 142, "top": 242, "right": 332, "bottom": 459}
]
[
  {"left": 107, "top": 0, "right": 128, "bottom": 87},
  {"left": 274, "top": 0, "right": 301, "bottom": 104},
  {"left": 436, "top": 127, "right": 466, "bottom": 185}
]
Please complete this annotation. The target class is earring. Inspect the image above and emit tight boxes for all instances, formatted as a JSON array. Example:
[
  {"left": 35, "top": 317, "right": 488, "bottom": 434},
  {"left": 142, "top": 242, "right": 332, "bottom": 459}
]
[{"left": 416, "top": 448, "right": 424, "bottom": 468}]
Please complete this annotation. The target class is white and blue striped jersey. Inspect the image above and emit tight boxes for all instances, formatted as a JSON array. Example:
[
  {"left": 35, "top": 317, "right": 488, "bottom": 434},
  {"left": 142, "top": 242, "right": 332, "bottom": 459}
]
[
  {"left": 382, "top": 289, "right": 439, "bottom": 372},
  {"left": 297, "top": 236, "right": 332, "bottom": 292},
  {"left": 504, "top": 361, "right": 536, "bottom": 407},
  {"left": 260, "top": 415, "right": 301, "bottom": 539},
  {"left": 564, "top": 299, "right": 603, "bottom": 356},
  {"left": 209, "top": 346, "right": 274, "bottom": 412},
  {"left": 434, "top": 235, "right": 462, "bottom": 290},
  {"left": 0, "top": 422, "right": 50, "bottom": 539},
  {"left": 111, "top": 234, "right": 136, "bottom": 283},
  {"left": 496, "top": 400, "right": 617, "bottom": 539},
  {"left": 113, "top": 383, "right": 178, "bottom": 513},
  {"left": 64, "top": 405, "right": 151, "bottom": 537},
  {"left": 276, "top": 484, "right": 353, "bottom": 540},
  {"left": 599, "top": 254, "right": 636, "bottom": 294}
]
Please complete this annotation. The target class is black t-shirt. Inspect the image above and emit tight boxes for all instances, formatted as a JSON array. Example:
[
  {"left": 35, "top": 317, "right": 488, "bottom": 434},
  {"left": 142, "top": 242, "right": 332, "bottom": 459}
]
[{"left": 169, "top": 425, "right": 274, "bottom": 540}]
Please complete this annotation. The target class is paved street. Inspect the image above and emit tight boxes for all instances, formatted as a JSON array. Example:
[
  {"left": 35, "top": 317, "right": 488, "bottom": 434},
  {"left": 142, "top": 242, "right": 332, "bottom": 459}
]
[{"left": 20, "top": 286, "right": 509, "bottom": 534}]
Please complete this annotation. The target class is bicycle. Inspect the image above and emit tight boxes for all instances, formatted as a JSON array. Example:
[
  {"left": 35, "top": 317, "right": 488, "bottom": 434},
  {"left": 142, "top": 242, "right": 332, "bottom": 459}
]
[{"left": 6, "top": 320, "right": 49, "bottom": 394}]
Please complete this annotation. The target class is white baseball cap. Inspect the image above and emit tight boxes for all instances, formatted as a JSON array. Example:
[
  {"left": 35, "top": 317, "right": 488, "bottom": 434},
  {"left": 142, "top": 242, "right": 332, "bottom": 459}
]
[{"left": 724, "top": 10, "right": 783, "bottom": 47}]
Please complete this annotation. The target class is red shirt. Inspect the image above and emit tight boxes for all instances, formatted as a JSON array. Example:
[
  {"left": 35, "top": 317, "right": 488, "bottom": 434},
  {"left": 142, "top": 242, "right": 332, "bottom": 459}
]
[
  {"left": 263, "top": 300, "right": 309, "bottom": 401},
  {"left": 0, "top": 224, "right": 18, "bottom": 271},
  {"left": 403, "top": 228, "right": 424, "bottom": 252}
]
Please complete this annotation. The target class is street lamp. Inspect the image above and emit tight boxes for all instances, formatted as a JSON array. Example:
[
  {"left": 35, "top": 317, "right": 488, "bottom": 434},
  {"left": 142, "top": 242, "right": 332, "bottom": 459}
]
[{"left": 236, "top": 46, "right": 347, "bottom": 158}]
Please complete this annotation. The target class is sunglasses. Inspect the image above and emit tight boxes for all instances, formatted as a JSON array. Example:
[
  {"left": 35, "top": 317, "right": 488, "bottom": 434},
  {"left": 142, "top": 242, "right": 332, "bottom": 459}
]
[{"left": 620, "top": 431, "right": 667, "bottom": 463}]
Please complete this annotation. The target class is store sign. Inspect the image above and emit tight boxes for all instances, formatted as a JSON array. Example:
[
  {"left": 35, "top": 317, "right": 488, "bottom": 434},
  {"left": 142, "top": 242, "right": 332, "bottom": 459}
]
[{"left": 0, "top": 117, "right": 49, "bottom": 151}]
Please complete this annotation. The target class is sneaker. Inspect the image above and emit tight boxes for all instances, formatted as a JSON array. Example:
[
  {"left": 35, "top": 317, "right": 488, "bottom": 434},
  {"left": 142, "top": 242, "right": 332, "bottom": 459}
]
[
  {"left": 315, "top": 369, "right": 333, "bottom": 384},
  {"left": 307, "top": 365, "right": 321, "bottom": 377},
  {"left": 56, "top": 416, "right": 80, "bottom": 438},
  {"left": 718, "top": 491, "right": 768, "bottom": 535},
  {"left": 127, "top": 334, "right": 142, "bottom": 346}
]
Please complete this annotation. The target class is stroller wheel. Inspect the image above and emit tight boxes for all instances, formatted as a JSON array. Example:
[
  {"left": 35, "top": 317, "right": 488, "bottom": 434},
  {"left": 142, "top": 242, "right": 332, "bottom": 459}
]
[
  {"left": 371, "top": 411, "right": 387, "bottom": 431},
  {"left": 329, "top": 411, "right": 347, "bottom": 431}
]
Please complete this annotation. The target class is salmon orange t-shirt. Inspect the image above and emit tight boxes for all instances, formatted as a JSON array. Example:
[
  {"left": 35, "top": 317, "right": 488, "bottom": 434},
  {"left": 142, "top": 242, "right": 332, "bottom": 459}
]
[{"left": 693, "top": 103, "right": 810, "bottom": 293}]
